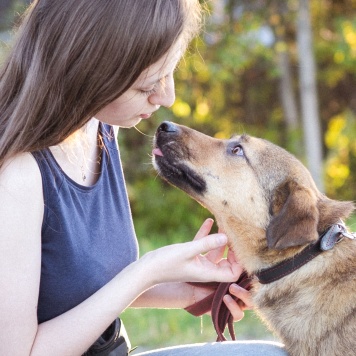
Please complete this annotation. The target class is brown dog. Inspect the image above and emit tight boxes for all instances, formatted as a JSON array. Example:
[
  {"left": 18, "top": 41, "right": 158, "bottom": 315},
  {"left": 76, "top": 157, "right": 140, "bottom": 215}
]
[{"left": 152, "top": 121, "right": 356, "bottom": 356}]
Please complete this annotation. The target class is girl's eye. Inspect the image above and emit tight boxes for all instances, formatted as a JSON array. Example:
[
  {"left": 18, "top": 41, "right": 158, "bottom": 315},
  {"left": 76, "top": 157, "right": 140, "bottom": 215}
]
[
  {"left": 139, "top": 87, "right": 157, "bottom": 96},
  {"left": 232, "top": 145, "right": 244, "bottom": 156},
  {"left": 139, "top": 74, "right": 169, "bottom": 96}
]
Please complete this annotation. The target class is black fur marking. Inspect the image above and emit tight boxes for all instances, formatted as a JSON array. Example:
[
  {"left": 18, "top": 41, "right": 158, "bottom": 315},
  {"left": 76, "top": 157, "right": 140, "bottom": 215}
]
[{"left": 156, "top": 158, "right": 207, "bottom": 195}]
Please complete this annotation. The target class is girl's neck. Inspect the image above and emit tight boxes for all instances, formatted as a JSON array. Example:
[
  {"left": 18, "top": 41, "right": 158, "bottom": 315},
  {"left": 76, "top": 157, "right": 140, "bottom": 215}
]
[
  {"left": 62, "top": 118, "right": 99, "bottom": 146},
  {"left": 50, "top": 118, "right": 102, "bottom": 186}
]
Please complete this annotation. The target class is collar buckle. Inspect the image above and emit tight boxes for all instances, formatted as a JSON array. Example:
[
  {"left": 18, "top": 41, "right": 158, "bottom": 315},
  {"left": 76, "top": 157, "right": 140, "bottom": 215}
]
[
  {"left": 320, "top": 222, "right": 356, "bottom": 251},
  {"left": 320, "top": 223, "right": 345, "bottom": 251}
]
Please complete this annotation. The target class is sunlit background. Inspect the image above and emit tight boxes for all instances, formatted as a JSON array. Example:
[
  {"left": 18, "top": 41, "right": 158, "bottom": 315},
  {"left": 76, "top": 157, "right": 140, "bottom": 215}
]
[{"left": 1, "top": 0, "right": 356, "bottom": 352}]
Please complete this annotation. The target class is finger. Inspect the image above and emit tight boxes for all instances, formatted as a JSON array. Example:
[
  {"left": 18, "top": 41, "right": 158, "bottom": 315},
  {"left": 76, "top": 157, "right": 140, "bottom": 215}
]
[
  {"left": 198, "top": 255, "right": 242, "bottom": 282},
  {"left": 229, "top": 284, "right": 253, "bottom": 310},
  {"left": 223, "top": 295, "right": 245, "bottom": 321},
  {"left": 220, "top": 252, "right": 243, "bottom": 278},
  {"left": 190, "top": 233, "right": 228, "bottom": 256},
  {"left": 219, "top": 262, "right": 243, "bottom": 284},
  {"left": 194, "top": 218, "right": 214, "bottom": 241},
  {"left": 195, "top": 219, "right": 225, "bottom": 263},
  {"left": 205, "top": 244, "right": 226, "bottom": 263}
]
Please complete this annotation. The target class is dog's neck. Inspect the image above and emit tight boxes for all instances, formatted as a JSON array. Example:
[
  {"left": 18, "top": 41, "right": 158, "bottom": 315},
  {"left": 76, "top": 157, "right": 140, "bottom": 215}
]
[
  {"left": 221, "top": 215, "right": 354, "bottom": 277},
  {"left": 220, "top": 216, "right": 305, "bottom": 274}
]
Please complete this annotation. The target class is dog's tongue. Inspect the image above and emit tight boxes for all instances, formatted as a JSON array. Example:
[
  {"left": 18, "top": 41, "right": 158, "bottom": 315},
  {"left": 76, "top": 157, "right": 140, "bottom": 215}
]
[{"left": 152, "top": 148, "right": 164, "bottom": 157}]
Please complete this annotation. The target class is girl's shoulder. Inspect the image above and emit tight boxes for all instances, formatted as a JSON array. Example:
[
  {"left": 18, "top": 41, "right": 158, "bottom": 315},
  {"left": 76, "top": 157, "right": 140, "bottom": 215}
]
[
  {"left": 0, "top": 152, "right": 42, "bottom": 191},
  {"left": 0, "top": 152, "right": 44, "bottom": 217}
]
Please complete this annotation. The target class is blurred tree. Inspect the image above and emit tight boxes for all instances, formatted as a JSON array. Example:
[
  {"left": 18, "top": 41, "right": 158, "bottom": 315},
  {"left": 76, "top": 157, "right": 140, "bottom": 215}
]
[
  {"left": 271, "top": 1, "right": 299, "bottom": 134},
  {"left": 297, "top": 0, "right": 324, "bottom": 190}
]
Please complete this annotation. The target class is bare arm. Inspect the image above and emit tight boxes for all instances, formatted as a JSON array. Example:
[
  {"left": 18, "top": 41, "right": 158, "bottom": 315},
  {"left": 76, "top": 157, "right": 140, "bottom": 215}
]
[
  {"left": 0, "top": 154, "right": 43, "bottom": 355},
  {"left": 0, "top": 154, "right": 240, "bottom": 355},
  {"left": 130, "top": 282, "right": 197, "bottom": 309}
]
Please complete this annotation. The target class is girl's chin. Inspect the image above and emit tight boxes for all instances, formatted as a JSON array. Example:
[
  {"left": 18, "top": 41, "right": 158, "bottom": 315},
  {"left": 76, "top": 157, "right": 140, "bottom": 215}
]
[
  {"left": 125, "top": 117, "right": 142, "bottom": 128},
  {"left": 109, "top": 117, "right": 142, "bottom": 128}
]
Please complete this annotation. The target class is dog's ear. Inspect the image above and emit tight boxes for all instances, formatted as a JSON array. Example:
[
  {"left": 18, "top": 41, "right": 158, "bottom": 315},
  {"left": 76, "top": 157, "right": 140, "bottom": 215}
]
[
  {"left": 267, "top": 181, "right": 319, "bottom": 250},
  {"left": 317, "top": 197, "right": 355, "bottom": 232}
]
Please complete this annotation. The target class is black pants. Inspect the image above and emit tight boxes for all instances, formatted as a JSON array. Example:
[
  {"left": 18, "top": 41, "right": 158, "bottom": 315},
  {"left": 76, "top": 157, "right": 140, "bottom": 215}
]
[{"left": 83, "top": 319, "right": 131, "bottom": 356}]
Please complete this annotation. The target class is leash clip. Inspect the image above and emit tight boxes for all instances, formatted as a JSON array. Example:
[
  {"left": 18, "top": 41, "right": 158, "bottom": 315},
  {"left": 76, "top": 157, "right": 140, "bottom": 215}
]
[
  {"left": 340, "top": 230, "right": 356, "bottom": 240},
  {"left": 337, "top": 221, "right": 356, "bottom": 240}
]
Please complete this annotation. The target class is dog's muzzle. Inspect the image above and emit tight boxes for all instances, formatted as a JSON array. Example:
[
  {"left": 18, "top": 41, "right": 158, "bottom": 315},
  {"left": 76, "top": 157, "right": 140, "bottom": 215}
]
[{"left": 152, "top": 121, "right": 207, "bottom": 195}]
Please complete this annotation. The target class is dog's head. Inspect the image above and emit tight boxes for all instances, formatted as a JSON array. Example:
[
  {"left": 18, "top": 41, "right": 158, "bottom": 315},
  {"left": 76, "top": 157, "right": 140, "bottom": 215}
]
[{"left": 152, "top": 121, "right": 354, "bottom": 256}]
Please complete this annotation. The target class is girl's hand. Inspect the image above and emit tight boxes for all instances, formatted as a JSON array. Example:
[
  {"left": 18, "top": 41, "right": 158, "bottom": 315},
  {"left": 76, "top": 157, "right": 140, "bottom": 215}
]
[
  {"left": 224, "top": 281, "right": 254, "bottom": 321},
  {"left": 141, "top": 220, "right": 241, "bottom": 286},
  {"left": 193, "top": 218, "right": 254, "bottom": 322}
]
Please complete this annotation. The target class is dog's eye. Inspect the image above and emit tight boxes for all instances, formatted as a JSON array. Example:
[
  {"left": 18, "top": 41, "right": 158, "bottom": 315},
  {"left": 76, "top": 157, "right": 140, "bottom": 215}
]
[{"left": 232, "top": 145, "right": 244, "bottom": 156}]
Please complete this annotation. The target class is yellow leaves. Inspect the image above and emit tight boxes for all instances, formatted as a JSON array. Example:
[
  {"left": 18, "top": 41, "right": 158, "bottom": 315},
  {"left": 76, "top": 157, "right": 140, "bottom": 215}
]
[
  {"left": 326, "top": 159, "right": 350, "bottom": 189},
  {"left": 325, "top": 115, "right": 346, "bottom": 148},
  {"left": 334, "top": 51, "right": 345, "bottom": 63},
  {"left": 194, "top": 99, "right": 210, "bottom": 122},
  {"left": 342, "top": 21, "right": 356, "bottom": 58},
  {"left": 172, "top": 99, "right": 191, "bottom": 118},
  {"left": 324, "top": 112, "right": 356, "bottom": 195},
  {"left": 331, "top": 19, "right": 356, "bottom": 74},
  {"left": 275, "top": 41, "right": 288, "bottom": 53},
  {"left": 171, "top": 98, "right": 211, "bottom": 123},
  {"left": 343, "top": 22, "right": 356, "bottom": 45},
  {"left": 214, "top": 131, "right": 227, "bottom": 139}
]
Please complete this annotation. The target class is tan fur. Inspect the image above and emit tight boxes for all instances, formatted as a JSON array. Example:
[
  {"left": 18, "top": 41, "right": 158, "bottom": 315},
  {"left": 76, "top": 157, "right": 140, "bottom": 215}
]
[{"left": 153, "top": 122, "right": 356, "bottom": 356}]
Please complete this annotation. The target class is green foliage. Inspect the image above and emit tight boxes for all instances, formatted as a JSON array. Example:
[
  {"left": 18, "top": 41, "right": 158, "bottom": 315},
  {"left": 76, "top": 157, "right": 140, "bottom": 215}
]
[
  {"left": 324, "top": 110, "right": 356, "bottom": 200},
  {"left": 129, "top": 178, "right": 212, "bottom": 246}
]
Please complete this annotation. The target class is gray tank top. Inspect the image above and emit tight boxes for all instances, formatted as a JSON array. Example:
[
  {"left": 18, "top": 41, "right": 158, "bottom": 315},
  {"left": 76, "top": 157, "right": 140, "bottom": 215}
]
[{"left": 32, "top": 123, "right": 139, "bottom": 323}]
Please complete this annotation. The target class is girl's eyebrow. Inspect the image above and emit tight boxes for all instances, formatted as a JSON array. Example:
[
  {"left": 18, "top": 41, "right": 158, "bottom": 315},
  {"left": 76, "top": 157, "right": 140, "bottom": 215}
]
[
  {"left": 136, "top": 69, "right": 164, "bottom": 87},
  {"left": 141, "top": 54, "right": 182, "bottom": 87},
  {"left": 144, "top": 77, "right": 162, "bottom": 87},
  {"left": 140, "top": 71, "right": 171, "bottom": 88}
]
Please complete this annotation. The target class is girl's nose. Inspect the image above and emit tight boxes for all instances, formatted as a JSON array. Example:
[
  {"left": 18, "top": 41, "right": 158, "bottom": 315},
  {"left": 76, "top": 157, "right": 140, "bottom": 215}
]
[{"left": 149, "top": 74, "right": 176, "bottom": 108}]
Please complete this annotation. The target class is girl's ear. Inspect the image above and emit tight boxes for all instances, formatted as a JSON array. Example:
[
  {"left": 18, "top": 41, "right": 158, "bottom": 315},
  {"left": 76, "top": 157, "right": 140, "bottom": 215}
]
[{"left": 266, "top": 181, "right": 319, "bottom": 250}]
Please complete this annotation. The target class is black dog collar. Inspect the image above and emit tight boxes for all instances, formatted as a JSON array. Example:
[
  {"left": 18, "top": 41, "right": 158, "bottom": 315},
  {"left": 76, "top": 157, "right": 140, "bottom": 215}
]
[{"left": 255, "top": 223, "right": 355, "bottom": 284}]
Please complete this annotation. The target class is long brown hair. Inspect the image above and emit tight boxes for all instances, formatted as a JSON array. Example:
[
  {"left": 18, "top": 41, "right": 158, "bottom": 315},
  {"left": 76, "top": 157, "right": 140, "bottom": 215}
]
[{"left": 0, "top": 0, "right": 203, "bottom": 167}]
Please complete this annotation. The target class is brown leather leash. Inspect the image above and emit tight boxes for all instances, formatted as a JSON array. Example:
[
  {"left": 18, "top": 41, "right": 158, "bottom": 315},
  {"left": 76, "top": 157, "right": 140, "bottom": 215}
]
[{"left": 185, "top": 271, "right": 252, "bottom": 341}]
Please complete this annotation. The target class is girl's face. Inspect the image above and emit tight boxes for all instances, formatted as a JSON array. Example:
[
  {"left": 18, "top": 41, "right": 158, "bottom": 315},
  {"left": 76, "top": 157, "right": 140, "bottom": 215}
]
[{"left": 95, "top": 43, "right": 182, "bottom": 128}]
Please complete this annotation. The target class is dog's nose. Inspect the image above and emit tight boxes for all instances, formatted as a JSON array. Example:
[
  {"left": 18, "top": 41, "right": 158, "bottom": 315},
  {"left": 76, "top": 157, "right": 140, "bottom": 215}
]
[{"left": 157, "top": 121, "right": 177, "bottom": 133}]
